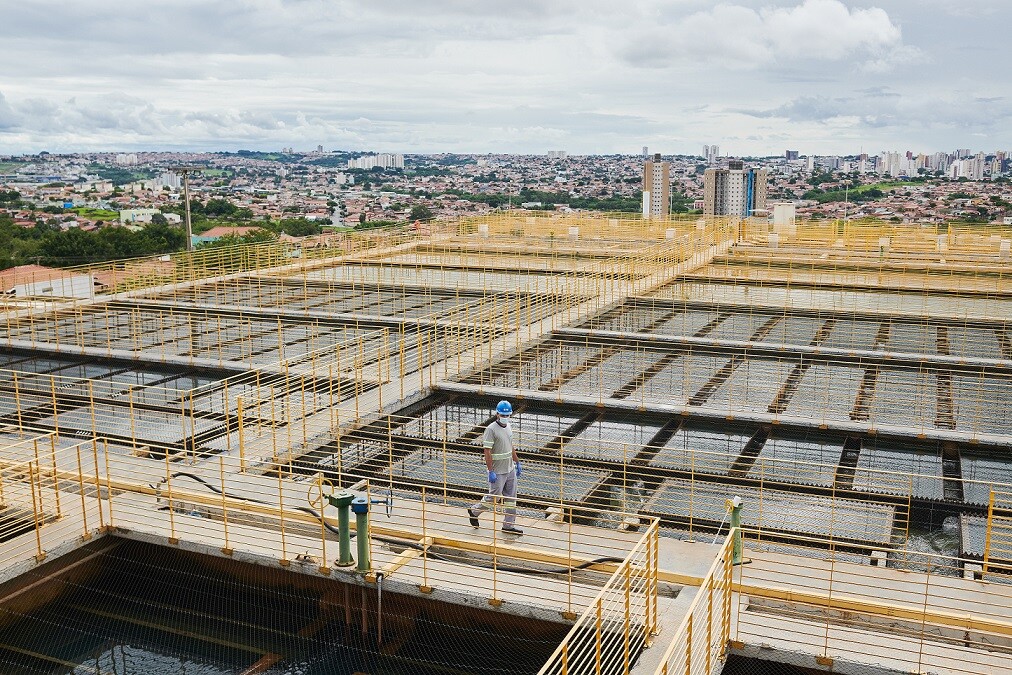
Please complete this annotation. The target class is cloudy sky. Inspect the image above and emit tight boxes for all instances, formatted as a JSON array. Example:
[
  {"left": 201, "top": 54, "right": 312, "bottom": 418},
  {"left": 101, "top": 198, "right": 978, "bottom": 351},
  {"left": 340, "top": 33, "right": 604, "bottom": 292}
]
[{"left": 0, "top": 0, "right": 1007, "bottom": 156}]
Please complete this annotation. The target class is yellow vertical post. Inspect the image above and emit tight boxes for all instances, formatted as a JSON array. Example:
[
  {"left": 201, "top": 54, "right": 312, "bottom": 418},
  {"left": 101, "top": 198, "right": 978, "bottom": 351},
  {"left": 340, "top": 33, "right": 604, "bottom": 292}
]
[
  {"left": 984, "top": 490, "right": 996, "bottom": 574},
  {"left": 29, "top": 462, "right": 45, "bottom": 562},
  {"left": 103, "top": 439, "right": 113, "bottom": 527},
  {"left": 624, "top": 564, "right": 632, "bottom": 674},
  {"left": 595, "top": 598, "right": 603, "bottom": 675},
  {"left": 684, "top": 613, "right": 693, "bottom": 675},
  {"left": 317, "top": 472, "right": 329, "bottom": 574},
  {"left": 165, "top": 452, "right": 177, "bottom": 544},
  {"left": 278, "top": 470, "right": 289, "bottom": 566},
  {"left": 237, "top": 397, "right": 246, "bottom": 472},
  {"left": 223, "top": 379, "right": 231, "bottom": 452},
  {"left": 11, "top": 371, "right": 22, "bottom": 431},
  {"left": 420, "top": 485, "right": 430, "bottom": 592},
  {"left": 706, "top": 574, "right": 714, "bottom": 674},
  {"left": 91, "top": 440, "right": 105, "bottom": 531},
  {"left": 76, "top": 445, "right": 90, "bottom": 539},
  {"left": 219, "top": 456, "right": 232, "bottom": 555}
]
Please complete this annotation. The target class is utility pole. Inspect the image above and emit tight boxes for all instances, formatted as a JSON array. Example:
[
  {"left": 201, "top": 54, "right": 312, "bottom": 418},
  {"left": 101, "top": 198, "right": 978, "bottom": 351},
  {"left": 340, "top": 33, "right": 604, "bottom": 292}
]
[{"left": 171, "top": 167, "right": 200, "bottom": 251}]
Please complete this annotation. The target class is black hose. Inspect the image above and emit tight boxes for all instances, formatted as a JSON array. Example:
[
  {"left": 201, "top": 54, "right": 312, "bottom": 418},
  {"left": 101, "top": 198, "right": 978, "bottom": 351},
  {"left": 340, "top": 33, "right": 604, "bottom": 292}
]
[{"left": 155, "top": 472, "right": 629, "bottom": 575}]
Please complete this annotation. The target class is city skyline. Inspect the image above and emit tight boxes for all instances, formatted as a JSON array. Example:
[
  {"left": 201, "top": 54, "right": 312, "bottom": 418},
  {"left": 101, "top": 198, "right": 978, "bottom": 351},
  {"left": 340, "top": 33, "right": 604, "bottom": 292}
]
[{"left": 0, "top": 1, "right": 1008, "bottom": 156}]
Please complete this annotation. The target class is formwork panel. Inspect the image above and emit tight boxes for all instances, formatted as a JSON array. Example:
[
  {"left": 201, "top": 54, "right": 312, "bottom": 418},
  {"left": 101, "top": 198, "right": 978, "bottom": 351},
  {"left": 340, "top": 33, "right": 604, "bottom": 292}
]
[
  {"left": 305, "top": 437, "right": 386, "bottom": 476},
  {"left": 706, "top": 357, "right": 792, "bottom": 414},
  {"left": 819, "top": 319, "right": 881, "bottom": 351},
  {"left": 885, "top": 322, "right": 936, "bottom": 355},
  {"left": 35, "top": 406, "right": 219, "bottom": 445},
  {"left": 651, "top": 310, "right": 721, "bottom": 337},
  {"left": 301, "top": 266, "right": 566, "bottom": 294},
  {"left": 960, "top": 514, "right": 987, "bottom": 558},
  {"left": 392, "top": 448, "right": 608, "bottom": 502},
  {"left": 562, "top": 418, "right": 665, "bottom": 463},
  {"left": 648, "top": 423, "right": 756, "bottom": 475},
  {"left": 395, "top": 403, "right": 491, "bottom": 442},
  {"left": 947, "top": 326, "right": 1003, "bottom": 361},
  {"left": 0, "top": 394, "right": 53, "bottom": 419},
  {"left": 579, "top": 306, "right": 672, "bottom": 333},
  {"left": 961, "top": 455, "right": 1012, "bottom": 506},
  {"left": 784, "top": 364, "right": 864, "bottom": 420},
  {"left": 749, "top": 433, "right": 843, "bottom": 486},
  {"left": 392, "top": 403, "right": 584, "bottom": 454},
  {"left": 481, "top": 343, "right": 601, "bottom": 391},
  {"left": 707, "top": 312, "right": 777, "bottom": 341},
  {"left": 951, "top": 375, "right": 1012, "bottom": 436},
  {"left": 650, "top": 281, "right": 1011, "bottom": 321},
  {"left": 628, "top": 353, "right": 729, "bottom": 406},
  {"left": 643, "top": 477, "right": 896, "bottom": 544},
  {"left": 556, "top": 350, "right": 668, "bottom": 399},
  {"left": 853, "top": 442, "right": 944, "bottom": 500},
  {"left": 869, "top": 369, "right": 936, "bottom": 431},
  {"left": 761, "top": 316, "right": 826, "bottom": 348}
]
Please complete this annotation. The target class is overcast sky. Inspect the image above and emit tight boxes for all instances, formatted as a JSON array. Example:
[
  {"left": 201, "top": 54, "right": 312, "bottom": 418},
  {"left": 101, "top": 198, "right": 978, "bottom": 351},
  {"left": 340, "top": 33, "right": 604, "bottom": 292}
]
[{"left": 0, "top": 0, "right": 1007, "bottom": 156}]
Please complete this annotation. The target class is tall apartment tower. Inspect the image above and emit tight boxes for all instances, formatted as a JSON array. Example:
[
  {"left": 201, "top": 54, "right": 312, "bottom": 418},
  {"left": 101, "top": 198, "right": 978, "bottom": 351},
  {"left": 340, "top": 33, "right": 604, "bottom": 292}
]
[
  {"left": 703, "top": 160, "right": 769, "bottom": 216},
  {"left": 704, "top": 145, "right": 720, "bottom": 164},
  {"left": 642, "top": 153, "right": 670, "bottom": 219}
]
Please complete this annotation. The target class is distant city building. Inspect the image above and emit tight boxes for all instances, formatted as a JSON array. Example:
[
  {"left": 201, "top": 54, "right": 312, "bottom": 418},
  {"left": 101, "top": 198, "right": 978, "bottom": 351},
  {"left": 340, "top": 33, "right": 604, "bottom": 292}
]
[
  {"left": 158, "top": 172, "right": 181, "bottom": 189},
  {"left": 118, "top": 208, "right": 161, "bottom": 224},
  {"left": 704, "top": 144, "right": 720, "bottom": 164},
  {"left": 785, "top": 150, "right": 799, "bottom": 161},
  {"left": 346, "top": 153, "right": 404, "bottom": 170},
  {"left": 642, "top": 146, "right": 649, "bottom": 157},
  {"left": 115, "top": 153, "right": 138, "bottom": 166},
  {"left": 547, "top": 150, "right": 568, "bottom": 160},
  {"left": 641, "top": 153, "right": 670, "bottom": 219},
  {"left": 317, "top": 145, "right": 324, "bottom": 153},
  {"left": 703, "top": 160, "right": 768, "bottom": 217}
]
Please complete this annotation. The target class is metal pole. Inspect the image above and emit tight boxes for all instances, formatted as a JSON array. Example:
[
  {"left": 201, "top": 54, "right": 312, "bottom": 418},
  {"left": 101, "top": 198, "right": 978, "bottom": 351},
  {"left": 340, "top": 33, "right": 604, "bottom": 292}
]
[{"left": 182, "top": 170, "right": 193, "bottom": 252}]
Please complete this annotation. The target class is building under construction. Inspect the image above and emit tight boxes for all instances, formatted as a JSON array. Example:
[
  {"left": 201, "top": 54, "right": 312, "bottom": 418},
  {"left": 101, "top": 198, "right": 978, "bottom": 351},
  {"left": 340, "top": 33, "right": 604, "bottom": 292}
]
[{"left": 0, "top": 213, "right": 1010, "bottom": 674}]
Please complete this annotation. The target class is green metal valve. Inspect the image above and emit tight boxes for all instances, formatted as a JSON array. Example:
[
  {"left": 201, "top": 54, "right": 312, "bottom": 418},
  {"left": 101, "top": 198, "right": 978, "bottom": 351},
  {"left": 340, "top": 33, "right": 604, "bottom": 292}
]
[
  {"left": 351, "top": 496, "right": 371, "bottom": 573},
  {"left": 324, "top": 491, "right": 356, "bottom": 567}
]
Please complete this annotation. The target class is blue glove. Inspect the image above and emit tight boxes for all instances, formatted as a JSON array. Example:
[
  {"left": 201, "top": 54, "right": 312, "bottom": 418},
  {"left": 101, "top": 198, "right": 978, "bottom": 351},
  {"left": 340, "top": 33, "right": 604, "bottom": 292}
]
[
  {"left": 515, "top": 462, "right": 522, "bottom": 478},
  {"left": 488, "top": 470, "right": 497, "bottom": 483}
]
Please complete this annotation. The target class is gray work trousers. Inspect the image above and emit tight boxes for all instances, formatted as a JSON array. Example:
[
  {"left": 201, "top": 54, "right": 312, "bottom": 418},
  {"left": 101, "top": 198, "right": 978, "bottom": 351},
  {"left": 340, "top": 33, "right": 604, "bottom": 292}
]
[{"left": 472, "top": 470, "right": 517, "bottom": 526}]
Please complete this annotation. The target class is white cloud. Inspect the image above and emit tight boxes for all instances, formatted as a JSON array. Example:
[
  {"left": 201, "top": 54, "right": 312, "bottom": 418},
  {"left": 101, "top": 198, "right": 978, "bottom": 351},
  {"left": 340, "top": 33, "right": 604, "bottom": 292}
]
[{"left": 621, "top": 0, "right": 913, "bottom": 70}]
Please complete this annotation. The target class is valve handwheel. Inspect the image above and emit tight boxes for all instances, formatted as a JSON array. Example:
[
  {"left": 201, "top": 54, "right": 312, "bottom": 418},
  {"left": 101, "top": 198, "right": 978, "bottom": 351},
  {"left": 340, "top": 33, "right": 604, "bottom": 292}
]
[{"left": 308, "top": 477, "right": 336, "bottom": 509}]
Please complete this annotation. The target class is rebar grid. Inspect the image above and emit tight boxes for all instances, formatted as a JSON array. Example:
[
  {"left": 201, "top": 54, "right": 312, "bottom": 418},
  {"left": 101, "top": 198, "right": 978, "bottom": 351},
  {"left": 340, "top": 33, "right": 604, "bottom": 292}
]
[
  {"left": 457, "top": 335, "right": 1010, "bottom": 441},
  {"left": 306, "top": 408, "right": 927, "bottom": 547}
]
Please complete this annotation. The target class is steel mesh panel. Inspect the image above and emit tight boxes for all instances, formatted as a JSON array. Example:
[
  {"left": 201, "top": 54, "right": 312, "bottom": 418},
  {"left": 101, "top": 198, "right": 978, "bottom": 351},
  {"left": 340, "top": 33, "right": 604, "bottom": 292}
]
[
  {"left": 869, "top": 369, "right": 937, "bottom": 430},
  {"left": 393, "top": 448, "right": 607, "bottom": 502},
  {"left": 853, "top": 443, "right": 944, "bottom": 500},
  {"left": 952, "top": 375, "right": 1012, "bottom": 436},
  {"left": 563, "top": 419, "right": 665, "bottom": 463},
  {"left": 707, "top": 312, "right": 776, "bottom": 341},
  {"left": 707, "top": 358, "right": 792, "bottom": 414},
  {"left": 749, "top": 434, "right": 842, "bottom": 486},
  {"left": 644, "top": 478, "right": 896, "bottom": 544},
  {"left": 961, "top": 455, "right": 1012, "bottom": 506},
  {"left": 785, "top": 364, "right": 864, "bottom": 420},
  {"left": 631, "top": 354, "right": 727, "bottom": 406},
  {"left": 649, "top": 423, "right": 755, "bottom": 474}
]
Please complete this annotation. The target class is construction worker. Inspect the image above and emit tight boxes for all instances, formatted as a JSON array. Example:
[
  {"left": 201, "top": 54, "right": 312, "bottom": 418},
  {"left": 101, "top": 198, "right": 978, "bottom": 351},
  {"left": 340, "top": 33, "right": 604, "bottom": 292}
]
[{"left": 467, "top": 400, "right": 523, "bottom": 535}]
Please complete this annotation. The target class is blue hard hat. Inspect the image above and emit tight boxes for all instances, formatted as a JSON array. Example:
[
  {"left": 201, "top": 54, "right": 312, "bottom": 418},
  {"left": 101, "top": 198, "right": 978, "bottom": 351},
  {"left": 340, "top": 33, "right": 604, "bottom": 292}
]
[{"left": 496, "top": 400, "right": 513, "bottom": 416}]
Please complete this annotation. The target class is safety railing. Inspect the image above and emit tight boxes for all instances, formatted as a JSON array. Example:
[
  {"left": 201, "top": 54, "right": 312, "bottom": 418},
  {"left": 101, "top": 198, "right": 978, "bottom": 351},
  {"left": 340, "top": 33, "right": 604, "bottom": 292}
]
[
  {"left": 538, "top": 518, "right": 659, "bottom": 675},
  {"left": 0, "top": 435, "right": 659, "bottom": 628},
  {"left": 310, "top": 409, "right": 918, "bottom": 550},
  {"left": 455, "top": 333, "right": 1010, "bottom": 443},
  {"left": 732, "top": 529, "right": 1012, "bottom": 675},
  {"left": 652, "top": 531, "right": 735, "bottom": 675},
  {"left": 984, "top": 488, "right": 1012, "bottom": 576}
]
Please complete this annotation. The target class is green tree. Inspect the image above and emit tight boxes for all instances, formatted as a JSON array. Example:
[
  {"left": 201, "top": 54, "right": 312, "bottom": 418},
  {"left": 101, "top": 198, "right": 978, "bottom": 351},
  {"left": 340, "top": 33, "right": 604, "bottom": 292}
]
[{"left": 408, "top": 205, "right": 435, "bottom": 222}]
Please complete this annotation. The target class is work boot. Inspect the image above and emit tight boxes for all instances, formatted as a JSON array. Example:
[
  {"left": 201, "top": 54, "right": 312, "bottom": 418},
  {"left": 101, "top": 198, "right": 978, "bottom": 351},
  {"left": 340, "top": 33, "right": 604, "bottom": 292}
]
[
  {"left": 467, "top": 508, "right": 480, "bottom": 527},
  {"left": 501, "top": 525, "right": 523, "bottom": 535}
]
